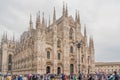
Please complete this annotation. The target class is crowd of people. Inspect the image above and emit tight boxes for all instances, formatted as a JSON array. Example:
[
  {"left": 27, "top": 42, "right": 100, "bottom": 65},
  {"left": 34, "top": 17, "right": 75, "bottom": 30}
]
[{"left": 0, "top": 71, "right": 119, "bottom": 80}]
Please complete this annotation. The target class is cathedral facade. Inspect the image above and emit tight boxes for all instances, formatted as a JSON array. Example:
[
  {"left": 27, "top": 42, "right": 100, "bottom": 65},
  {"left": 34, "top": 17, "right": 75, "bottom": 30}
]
[{"left": 0, "top": 4, "right": 95, "bottom": 75}]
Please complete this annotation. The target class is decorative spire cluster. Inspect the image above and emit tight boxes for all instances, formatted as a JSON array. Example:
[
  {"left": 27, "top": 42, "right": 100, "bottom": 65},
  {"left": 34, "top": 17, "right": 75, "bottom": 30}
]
[
  {"left": 36, "top": 11, "right": 41, "bottom": 29},
  {"left": 62, "top": 2, "right": 68, "bottom": 17}
]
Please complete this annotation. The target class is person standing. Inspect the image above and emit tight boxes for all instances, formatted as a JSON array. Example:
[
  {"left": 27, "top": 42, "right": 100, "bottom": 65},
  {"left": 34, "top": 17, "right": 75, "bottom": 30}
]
[{"left": 114, "top": 71, "right": 119, "bottom": 80}]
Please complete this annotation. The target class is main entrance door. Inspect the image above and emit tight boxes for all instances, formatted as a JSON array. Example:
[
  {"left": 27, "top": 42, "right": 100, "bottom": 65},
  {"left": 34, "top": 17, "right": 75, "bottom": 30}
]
[
  {"left": 70, "top": 64, "right": 74, "bottom": 74},
  {"left": 46, "top": 66, "right": 50, "bottom": 74},
  {"left": 57, "top": 67, "right": 61, "bottom": 74}
]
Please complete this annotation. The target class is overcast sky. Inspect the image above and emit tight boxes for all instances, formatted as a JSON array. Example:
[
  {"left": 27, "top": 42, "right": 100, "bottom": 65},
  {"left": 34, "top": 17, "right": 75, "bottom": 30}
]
[{"left": 0, "top": 0, "right": 120, "bottom": 62}]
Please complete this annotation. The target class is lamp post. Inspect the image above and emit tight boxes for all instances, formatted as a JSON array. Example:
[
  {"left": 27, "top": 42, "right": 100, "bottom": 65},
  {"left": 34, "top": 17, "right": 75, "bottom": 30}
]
[{"left": 74, "top": 40, "right": 84, "bottom": 80}]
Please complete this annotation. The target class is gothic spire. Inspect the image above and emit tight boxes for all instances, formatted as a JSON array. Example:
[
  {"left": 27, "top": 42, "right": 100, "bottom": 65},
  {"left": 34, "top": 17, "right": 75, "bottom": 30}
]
[
  {"left": 91, "top": 36, "right": 94, "bottom": 49},
  {"left": 89, "top": 36, "right": 92, "bottom": 49},
  {"left": 49, "top": 15, "right": 50, "bottom": 26},
  {"left": 42, "top": 12, "right": 45, "bottom": 30},
  {"left": 36, "top": 11, "right": 41, "bottom": 29},
  {"left": 78, "top": 11, "right": 80, "bottom": 24},
  {"left": 75, "top": 10, "right": 78, "bottom": 23},
  {"left": 5, "top": 32, "right": 7, "bottom": 41},
  {"left": 53, "top": 7, "right": 56, "bottom": 24},
  {"left": 38, "top": 11, "right": 40, "bottom": 23},
  {"left": 29, "top": 14, "right": 33, "bottom": 30},
  {"left": 84, "top": 24, "right": 87, "bottom": 37},
  {"left": 62, "top": 2, "right": 65, "bottom": 16},
  {"left": 65, "top": 3, "right": 68, "bottom": 17},
  {"left": 13, "top": 34, "right": 15, "bottom": 42}
]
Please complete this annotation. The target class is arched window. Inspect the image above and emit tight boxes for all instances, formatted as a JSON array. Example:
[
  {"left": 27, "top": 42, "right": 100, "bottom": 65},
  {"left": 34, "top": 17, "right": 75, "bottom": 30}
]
[
  {"left": 69, "top": 28, "right": 73, "bottom": 39},
  {"left": 70, "top": 46, "right": 73, "bottom": 53},
  {"left": 57, "top": 39, "right": 61, "bottom": 48},
  {"left": 47, "top": 51, "right": 50, "bottom": 59},
  {"left": 58, "top": 53, "right": 60, "bottom": 60}
]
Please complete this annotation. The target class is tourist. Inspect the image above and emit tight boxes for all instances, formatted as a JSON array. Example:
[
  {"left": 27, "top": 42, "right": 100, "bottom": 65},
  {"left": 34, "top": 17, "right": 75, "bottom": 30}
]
[{"left": 114, "top": 71, "right": 119, "bottom": 80}]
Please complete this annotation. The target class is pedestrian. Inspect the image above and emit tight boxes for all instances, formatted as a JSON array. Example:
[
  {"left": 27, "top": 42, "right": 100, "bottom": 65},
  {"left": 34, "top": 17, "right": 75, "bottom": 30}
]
[
  {"left": 62, "top": 73, "right": 64, "bottom": 80},
  {"left": 73, "top": 74, "right": 76, "bottom": 80},
  {"left": 12, "top": 75, "right": 16, "bottom": 80},
  {"left": 88, "top": 74, "right": 94, "bottom": 80},
  {"left": 114, "top": 71, "right": 119, "bottom": 80},
  {"left": 78, "top": 73, "right": 82, "bottom": 80},
  {"left": 18, "top": 75, "right": 23, "bottom": 80},
  {"left": 108, "top": 74, "right": 114, "bottom": 80},
  {"left": 6, "top": 75, "right": 12, "bottom": 80},
  {"left": 64, "top": 74, "right": 67, "bottom": 80},
  {"left": 37, "top": 74, "right": 41, "bottom": 80}
]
